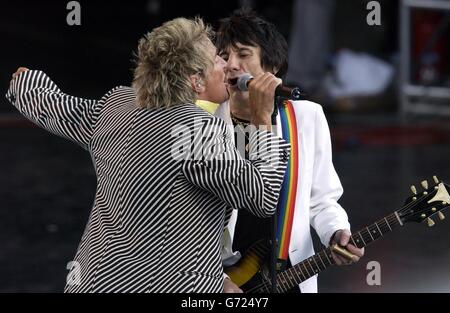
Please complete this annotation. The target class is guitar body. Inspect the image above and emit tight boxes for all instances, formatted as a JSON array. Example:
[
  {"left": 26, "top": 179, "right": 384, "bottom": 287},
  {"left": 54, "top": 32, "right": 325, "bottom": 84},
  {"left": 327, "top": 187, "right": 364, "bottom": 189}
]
[{"left": 224, "top": 240, "right": 273, "bottom": 293}]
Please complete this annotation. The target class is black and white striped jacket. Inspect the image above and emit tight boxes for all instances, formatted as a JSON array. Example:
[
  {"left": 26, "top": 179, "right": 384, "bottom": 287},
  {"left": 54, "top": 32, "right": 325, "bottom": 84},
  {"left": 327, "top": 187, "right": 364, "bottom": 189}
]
[{"left": 6, "top": 70, "right": 290, "bottom": 293}]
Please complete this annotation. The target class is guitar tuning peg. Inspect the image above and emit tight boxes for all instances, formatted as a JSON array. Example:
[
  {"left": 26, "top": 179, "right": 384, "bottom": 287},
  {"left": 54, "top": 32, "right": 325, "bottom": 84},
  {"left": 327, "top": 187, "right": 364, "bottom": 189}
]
[
  {"left": 438, "top": 212, "right": 445, "bottom": 221},
  {"left": 411, "top": 185, "right": 417, "bottom": 195},
  {"left": 427, "top": 217, "right": 435, "bottom": 227},
  {"left": 433, "top": 176, "right": 439, "bottom": 184},
  {"left": 421, "top": 180, "right": 429, "bottom": 190}
]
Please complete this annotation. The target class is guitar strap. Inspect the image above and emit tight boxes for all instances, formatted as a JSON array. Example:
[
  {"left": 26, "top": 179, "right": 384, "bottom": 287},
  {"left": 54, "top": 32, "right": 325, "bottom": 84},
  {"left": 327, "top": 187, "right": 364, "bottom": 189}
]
[{"left": 274, "top": 99, "right": 299, "bottom": 274}]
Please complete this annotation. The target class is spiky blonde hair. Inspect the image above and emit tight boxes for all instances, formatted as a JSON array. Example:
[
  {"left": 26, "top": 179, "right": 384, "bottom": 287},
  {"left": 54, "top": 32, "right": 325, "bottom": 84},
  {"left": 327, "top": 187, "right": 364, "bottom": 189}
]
[{"left": 132, "top": 17, "right": 214, "bottom": 109}]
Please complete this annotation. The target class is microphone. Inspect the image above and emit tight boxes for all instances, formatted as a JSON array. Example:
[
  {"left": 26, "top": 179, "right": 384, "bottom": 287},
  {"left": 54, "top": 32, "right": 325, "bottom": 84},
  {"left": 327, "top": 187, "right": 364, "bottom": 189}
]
[{"left": 237, "top": 73, "right": 306, "bottom": 100}]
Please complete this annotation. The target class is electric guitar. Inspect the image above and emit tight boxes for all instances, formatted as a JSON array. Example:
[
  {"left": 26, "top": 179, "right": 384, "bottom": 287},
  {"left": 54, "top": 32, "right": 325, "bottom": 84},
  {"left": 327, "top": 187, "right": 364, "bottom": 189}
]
[{"left": 225, "top": 176, "right": 450, "bottom": 293}]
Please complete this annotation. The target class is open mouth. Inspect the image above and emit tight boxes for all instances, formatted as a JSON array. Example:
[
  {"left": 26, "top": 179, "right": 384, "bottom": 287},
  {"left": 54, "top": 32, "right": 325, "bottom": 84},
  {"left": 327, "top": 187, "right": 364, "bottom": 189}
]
[{"left": 227, "top": 78, "right": 238, "bottom": 87}]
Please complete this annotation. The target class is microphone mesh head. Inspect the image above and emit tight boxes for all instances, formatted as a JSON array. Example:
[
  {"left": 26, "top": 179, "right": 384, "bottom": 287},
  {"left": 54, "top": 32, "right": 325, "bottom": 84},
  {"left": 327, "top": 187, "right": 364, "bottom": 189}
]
[{"left": 237, "top": 73, "right": 253, "bottom": 91}]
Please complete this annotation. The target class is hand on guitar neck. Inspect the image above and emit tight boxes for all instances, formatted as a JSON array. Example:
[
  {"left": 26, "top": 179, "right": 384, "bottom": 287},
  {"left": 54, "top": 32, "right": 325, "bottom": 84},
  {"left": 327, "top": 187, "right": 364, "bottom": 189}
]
[
  {"left": 329, "top": 229, "right": 365, "bottom": 265},
  {"left": 225, "top": 176, "right": 449, "bottom": 293}
]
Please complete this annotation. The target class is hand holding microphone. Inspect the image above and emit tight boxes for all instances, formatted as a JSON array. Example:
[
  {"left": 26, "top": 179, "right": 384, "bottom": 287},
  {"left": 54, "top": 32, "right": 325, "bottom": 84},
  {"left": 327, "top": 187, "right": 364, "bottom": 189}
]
[
  {"left": 247, "top": 73, "right": 283, "bottom": 129},
  {"left": 237, "top": 73, "right": 305, "bottom": 100}
]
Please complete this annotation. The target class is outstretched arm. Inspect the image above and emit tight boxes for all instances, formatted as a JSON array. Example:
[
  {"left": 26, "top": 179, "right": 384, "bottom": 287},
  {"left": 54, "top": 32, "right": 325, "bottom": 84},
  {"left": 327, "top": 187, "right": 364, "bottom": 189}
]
[{"left": 6, "top": 67, "right": 100, "bottom": 150}]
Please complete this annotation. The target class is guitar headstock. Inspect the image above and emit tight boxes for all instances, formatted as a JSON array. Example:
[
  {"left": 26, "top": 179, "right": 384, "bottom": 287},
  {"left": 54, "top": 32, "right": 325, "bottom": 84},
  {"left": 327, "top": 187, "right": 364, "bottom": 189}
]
[{"left": 397, "top": 176, "right": 449, "bottom": 226}]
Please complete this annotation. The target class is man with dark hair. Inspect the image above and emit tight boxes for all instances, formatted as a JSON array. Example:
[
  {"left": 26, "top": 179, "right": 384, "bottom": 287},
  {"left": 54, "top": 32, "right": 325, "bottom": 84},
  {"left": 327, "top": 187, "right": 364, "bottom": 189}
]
[
  {"left": 216, "top": 8, "right": 289, "bottom": 78},
  {"left": 216, "top": 8, "right": 364, "bottom": 293}
]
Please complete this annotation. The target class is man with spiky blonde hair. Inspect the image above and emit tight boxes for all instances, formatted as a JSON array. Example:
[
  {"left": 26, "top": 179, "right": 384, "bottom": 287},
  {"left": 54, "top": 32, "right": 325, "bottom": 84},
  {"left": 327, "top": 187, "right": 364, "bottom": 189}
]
[{"left": 7, "top": 17, "right": 290, "bottom": 292}]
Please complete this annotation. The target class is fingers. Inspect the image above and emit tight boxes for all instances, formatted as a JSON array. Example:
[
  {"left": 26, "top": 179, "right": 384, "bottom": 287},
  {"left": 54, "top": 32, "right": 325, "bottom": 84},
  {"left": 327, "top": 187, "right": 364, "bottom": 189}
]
[
  {"left": 250, "top": 72, "right": 281, "bottom": 96},
  {"left": 338, "top": 230, "right": 351, "bottom": 246},
  {"left": 248, "top": 72, "right": 282, "bottom": 119},
  {"left": 331, "top": 251, "right": 351, "bottom": 266},
  {"left": 260, "top": 73, "right": 281, "bottom": 90},
  {"left": 331, "top": 245, "right": 364, "bottom": 265},
  {"left": 330, "top": 230, "right": 365, "bottom": 266},
  {"left": 331, "top": 252, "right": 343, "bottom": 265},
  {"left": 224, "top": 287, "right": 242, "bottom": 293},
  {"left": 223, "top": 278, "right": 244, "bottom": 293},
  {"left": 252, "top": 73, "right": 281, "bottom": 104},
  {"left": 11, "top": 67, "right": 29, "bottom": 81},
  {"left": 262, "top": 74, "right": 282, "bottom": 97},
  {"left": 265, "top": 77, "right": 282, "bottom": 97},
  {"left": 346, "top": 244, "right": 365, "bottom": 258}
]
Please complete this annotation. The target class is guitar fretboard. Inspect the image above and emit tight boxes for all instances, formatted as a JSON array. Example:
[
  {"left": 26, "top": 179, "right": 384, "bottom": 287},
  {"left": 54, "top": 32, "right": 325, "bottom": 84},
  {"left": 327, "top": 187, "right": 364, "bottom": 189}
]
[{"left": 271, "top": 212, "right": 403, "bottom": 293}]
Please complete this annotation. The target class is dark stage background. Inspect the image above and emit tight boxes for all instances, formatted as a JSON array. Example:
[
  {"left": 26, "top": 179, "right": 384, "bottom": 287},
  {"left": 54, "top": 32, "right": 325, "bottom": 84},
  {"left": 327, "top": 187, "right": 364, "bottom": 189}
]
[{"left": 1, "top": 0, "right": 449, "bottom": 292}]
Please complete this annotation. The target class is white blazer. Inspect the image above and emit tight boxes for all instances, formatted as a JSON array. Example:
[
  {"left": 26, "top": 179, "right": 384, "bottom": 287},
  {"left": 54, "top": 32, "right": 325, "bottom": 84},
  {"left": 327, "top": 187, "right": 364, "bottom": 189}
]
[{"left": 217, "top": 100, "right": 351, "bottom": 293}]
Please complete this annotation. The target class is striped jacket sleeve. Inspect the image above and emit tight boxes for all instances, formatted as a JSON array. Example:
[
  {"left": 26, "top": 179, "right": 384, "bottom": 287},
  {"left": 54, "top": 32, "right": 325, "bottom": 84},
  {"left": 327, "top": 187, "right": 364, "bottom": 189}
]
[
  {"left": 182, "top": 117, "right": 290, "bottom": 218},
  {"left": 5, "top": 70, "right": 99, "bottom": 150}
]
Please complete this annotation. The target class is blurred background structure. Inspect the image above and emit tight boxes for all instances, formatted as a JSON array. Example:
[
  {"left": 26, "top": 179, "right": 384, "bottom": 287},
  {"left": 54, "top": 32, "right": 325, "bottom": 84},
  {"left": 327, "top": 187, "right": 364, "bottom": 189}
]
[{"left": 0, "top": 0, "right": 449, "bottom": 292}]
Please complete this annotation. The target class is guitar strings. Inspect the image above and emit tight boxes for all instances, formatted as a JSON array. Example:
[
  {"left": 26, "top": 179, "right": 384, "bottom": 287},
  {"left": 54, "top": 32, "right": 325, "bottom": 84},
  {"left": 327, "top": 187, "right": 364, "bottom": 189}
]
[
  {"left": 244, "top": 213, "right": 401, "bottom": 293},
  {"left": 242, "top": 190, "right": 435, "bottom": 293}
]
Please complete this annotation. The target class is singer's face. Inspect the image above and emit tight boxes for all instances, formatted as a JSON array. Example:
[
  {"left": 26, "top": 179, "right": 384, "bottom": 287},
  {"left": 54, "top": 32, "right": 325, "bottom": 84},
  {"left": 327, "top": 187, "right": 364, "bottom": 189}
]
[
  {"left": 220, "top": 42, "right": 269, "bottom": 105},
  {"left": 200, "top": 42, "right": 229, "bottom": 104}
]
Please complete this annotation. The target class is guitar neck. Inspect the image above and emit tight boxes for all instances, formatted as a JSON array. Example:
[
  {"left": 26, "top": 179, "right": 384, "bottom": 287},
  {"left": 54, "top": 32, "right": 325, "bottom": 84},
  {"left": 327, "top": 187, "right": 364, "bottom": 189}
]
[{"left": 275, "top": 211, "right": 404, "bottom": 292}]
